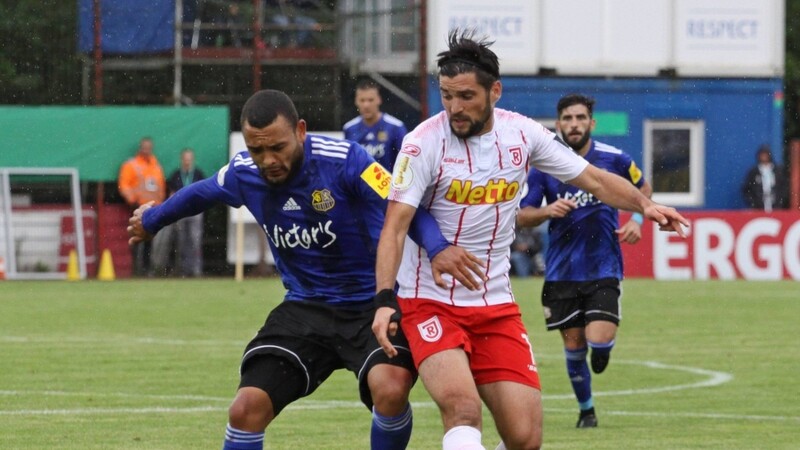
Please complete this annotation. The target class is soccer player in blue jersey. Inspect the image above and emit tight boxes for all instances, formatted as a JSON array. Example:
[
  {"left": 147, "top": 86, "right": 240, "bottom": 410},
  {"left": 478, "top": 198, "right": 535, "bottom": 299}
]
[
  {"left": 343, "top": 79, "right": 408, "bottom": 173},
  {"left": 127, "top": 89, "right": 484, "bottom": 450},
  {"left": 517, "top": 93, "right": 652, "bottom": 429}
]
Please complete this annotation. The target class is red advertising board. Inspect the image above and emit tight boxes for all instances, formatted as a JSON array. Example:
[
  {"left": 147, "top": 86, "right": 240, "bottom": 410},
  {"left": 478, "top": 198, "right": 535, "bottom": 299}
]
[{"left": 622, "top": 211, "right": 800, "bottom": 280}]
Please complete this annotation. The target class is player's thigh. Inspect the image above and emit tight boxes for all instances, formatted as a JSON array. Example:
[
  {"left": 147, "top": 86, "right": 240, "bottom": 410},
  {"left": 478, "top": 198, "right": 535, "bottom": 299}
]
[
  {"left": 339, "top": 307, "right": 416, "bottom": 411},
  {"left": 541, "top": 281, "right": 584, "bottom": 330},
  {"left": 239, "top": 302, "right": 343, "bottom": 413},
  {"left": 418, "top": 348, "right": 483, "bottom": 425},
  {"left": 582, "top": 278, "right": 622, "bottom": 326},
  {"left": 478, "top": 381, "right": 542, "bottom": 448}
]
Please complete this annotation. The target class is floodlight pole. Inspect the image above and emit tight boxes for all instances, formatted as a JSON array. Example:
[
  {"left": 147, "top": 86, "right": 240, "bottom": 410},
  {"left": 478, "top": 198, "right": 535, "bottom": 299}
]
[
  {"left": 174, "top": 0, "right": 184, "bottom": 106},
  {"left": 93, "top": 0, "right": 103, "bottom": 105},
  {"left": 418, "top": 0, "right": 428, "bottom": 122}
]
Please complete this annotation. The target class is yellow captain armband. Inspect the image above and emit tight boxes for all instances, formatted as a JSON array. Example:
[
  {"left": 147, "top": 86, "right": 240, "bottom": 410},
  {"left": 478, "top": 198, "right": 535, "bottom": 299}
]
[{"left": 360, "top": 162, "right": 392, "bottom": 199}]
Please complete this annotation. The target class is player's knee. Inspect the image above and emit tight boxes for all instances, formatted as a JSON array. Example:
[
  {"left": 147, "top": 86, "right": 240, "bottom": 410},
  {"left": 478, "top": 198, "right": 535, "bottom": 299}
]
[
  {"left": 502, "top": 429, "right": 541, "bottom": 450},
  {"left": 368, "top": 368, "right": 413, "bottom": 415},
  {"left": 228, "top": 387, "right": 274, "bottom": 431},
  {"left": 440, "top": 394, "right": 483, "bottom": 429}
]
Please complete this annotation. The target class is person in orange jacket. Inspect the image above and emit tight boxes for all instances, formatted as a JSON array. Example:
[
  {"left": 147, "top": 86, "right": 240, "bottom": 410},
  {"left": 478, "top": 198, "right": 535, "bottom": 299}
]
[{"left": 118, "top": 136, "right": 166, "bottom": 276}]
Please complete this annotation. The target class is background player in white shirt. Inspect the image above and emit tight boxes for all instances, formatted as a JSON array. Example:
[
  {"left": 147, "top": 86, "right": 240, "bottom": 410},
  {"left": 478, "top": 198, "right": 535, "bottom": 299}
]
[{"left": 372, "top": 30, "right": 688, "bottom": 450}]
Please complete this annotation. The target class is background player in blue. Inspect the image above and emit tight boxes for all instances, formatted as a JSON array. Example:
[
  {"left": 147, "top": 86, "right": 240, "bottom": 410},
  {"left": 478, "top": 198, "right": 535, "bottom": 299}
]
[
  {"left": 343, "top": 78, "right": 408, "bottom": 173},
  {"left": 127, "top": 90, "right": 484, "bottom": 450},
  {"left": 517, "top": 94, "right": 652, "bottom": 429}
]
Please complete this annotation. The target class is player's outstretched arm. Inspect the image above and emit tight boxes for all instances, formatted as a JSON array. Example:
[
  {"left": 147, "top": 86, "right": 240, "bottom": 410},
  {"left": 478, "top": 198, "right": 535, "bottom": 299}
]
[
  {"left": 373, "top": 200, "right": 416, "bottom": 358},
  {"left": 569, "top": 165, "right": 688, "bottom": 237}
]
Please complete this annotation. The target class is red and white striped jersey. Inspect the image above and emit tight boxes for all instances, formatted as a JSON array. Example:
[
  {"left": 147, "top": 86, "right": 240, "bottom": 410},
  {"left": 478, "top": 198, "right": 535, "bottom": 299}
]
[{"left": 389, "top": 108, "right": 588, "bottom": 307}]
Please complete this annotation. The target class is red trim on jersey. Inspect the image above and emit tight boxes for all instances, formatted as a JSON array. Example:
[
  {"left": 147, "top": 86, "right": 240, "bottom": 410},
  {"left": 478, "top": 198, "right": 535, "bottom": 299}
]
[
  {"left": 519, "top": 129, "right": 528, "bottom": 146},
  {"left": 495, "top": 132, "right": 504, "bottom": 169},
  {"left": 414, "top": 245, "right": 423, "bottom": 298},
  {"left": 464, "top": 140, "right": 474, "bottom": 173},
  {"left": 480, "top": 205, "right": 501, "bottom": 305},
  {"left": 448, "top": 208, "right": 467, "bottom": 305},
  {"left": 426, "top": 140, "right": 446, "bottom": 210}
]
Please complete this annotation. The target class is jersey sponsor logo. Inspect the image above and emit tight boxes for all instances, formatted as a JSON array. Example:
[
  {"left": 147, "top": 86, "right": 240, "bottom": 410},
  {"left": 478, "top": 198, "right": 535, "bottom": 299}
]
[
  {"left": 417, "top": 316, "right": 442, "bottom": 342},
  {"left": 507, "top": 146, "right": 524, "bottom": 167},
  {"left": 311, "top": 189, "right": 335, "bottom": 212},
  {"left": 363, "top": 143, "right": 387, "bottom": 159},
  {"left": 392, "top": 156, "right": 413, "bottom": 190},
  {"left": 262, "top": 220, "right": 337, "bottom": 249},
  {"left": 444, "top": 179, "right": 520, "bottom": 205},
  {"left": 629, "top": 161, "right": 643, "bottom": 184},
  {"left": 360, "top": 162, "right": 391, "bottom": 199},
  {"left": 558, "top": 189, "right": 600, "bottom": 208},
  {"left": 400, "top": 144, "right": 421, "bottom": 156},
  {"left": 282, "top": 197, "right": 301, "bottom": 211},
  {"left": 443, "top": 157, "right": 466, "bottom": 165}
]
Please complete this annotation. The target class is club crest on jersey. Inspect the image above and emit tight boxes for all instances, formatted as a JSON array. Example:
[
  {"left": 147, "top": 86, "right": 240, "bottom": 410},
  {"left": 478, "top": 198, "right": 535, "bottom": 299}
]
[
  {"left": 392, "top": 155, "right": 414, "bottom": 190},
  {"left": 507, "top": 146, "right": 524, "bottom": 167},
  {"left": 377, "top": 131, "right": 388, "bottom": 142},
  {"left": 311, "top": 189, "right": 335, "bottom": 212},
  {"left": 417, "top": 316, "right": 442, "bottom": 342}
]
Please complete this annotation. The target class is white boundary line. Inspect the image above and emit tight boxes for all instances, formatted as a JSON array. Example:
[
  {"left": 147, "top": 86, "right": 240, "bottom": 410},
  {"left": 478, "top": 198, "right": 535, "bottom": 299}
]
[{"left": 3, "top": 343, "right": 793, "bottom": 422}]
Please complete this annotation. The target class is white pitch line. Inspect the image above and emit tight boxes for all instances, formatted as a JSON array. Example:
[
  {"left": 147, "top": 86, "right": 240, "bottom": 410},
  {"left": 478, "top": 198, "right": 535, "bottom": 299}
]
[
  {"left": 0, "top": 335, "right": 243, "bottom": 346},
  {"left": 0, "top": 390, "right": 230, "bottom": 402},
  {"left": 2, "top": 403, "right": 798, "bottom": 423}
]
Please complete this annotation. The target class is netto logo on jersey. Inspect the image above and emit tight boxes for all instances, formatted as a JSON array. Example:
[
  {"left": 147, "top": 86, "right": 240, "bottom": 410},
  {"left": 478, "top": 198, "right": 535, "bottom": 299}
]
[{"left": 444, "top": 179, "right": 520, "bottom": 205}]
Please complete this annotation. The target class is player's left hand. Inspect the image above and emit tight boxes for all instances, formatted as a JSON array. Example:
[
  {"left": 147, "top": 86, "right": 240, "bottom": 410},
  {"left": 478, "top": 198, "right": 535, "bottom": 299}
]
[
  {"left": 615, "top": 220, "right": 642, "bottom": 244},
  {"left": 372, "top": 306, "right": 400, "bottom": 358},
  {"left": 430, "top": 245, "right": 487, "bottom": 290},
  {"left": 644, "top": 204, "right": 689, "bottom": 238},
  {"left": 127, "top": 201, "right": 155, "bottom": 245}
]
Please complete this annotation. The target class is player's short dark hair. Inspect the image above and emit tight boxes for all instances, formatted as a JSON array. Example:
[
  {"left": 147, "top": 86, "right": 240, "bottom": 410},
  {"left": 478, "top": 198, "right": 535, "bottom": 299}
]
[
  {"left": 436, "top": 29, "right": 499, "bottom": 90},
  {"left": 355, "top": 78, "right": 380, "bottom": 92},
  {"left": 557, "top": 94, "right": 596, "bottom": 117},
  {"left": 240, "top": 89, "right": 299, "bottom": 129}
]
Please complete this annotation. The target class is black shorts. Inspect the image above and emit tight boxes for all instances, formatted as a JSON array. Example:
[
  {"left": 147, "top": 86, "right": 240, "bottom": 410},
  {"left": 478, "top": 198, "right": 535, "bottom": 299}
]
[
  {"left": 541, "top": 278, "right": 621, "bottom": 331},
  {"left": 238, "top": 300, "right": 415, "bottom": 413}
]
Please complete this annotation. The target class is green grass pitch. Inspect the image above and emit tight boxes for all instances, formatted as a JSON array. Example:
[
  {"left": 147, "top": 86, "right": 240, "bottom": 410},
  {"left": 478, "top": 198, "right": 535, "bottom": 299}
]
[{"left": 1, "top": 278, "right": 798, "bottom": 449}]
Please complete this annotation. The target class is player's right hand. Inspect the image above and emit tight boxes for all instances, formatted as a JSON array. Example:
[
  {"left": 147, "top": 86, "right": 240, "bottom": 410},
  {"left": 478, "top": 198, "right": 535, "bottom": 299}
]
[
  {"left": 372, "top": 305, "right": 399, "bottom": 358},
  {"left": 546, "top": 198, "right": 577, "bottom": 219},
  {"left": 127, "top": 201, "right": 155, "bottom": 245},
  {"left": 431, "top": 245, "right": 487, "bottom": 290}
]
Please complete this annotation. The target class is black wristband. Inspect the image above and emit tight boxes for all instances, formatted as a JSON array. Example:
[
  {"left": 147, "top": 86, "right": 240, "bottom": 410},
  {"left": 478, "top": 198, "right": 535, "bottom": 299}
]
[{"left": 374, "top": 288, "right": 399, "bottom": 310}]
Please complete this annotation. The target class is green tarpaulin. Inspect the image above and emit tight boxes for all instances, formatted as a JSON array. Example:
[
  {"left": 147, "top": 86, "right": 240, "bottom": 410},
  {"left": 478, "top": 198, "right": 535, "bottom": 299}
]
[{"left": 0, "top": 106, "right": 229, "bottom": 181}]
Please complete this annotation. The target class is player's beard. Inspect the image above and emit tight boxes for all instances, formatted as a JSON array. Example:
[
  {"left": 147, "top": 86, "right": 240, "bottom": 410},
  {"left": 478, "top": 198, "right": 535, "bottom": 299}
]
[
  {"left": 261, "top": 145, "right": 304, "bottom": 186},
  {"left": 566, "top": 130, "right": 591, "bottom": 152},
  {"left": 450, "top": 97, "right": 493, "bottom": 139}
]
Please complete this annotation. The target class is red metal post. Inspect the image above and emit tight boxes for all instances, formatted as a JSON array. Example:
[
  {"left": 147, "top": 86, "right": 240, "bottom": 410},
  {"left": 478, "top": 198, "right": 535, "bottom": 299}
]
[
  {"left": 252, "top": 0, "right": 262, "bottom": 92},
  {"left": 790, "top": 140, "right": 800, "bottom": 210}
]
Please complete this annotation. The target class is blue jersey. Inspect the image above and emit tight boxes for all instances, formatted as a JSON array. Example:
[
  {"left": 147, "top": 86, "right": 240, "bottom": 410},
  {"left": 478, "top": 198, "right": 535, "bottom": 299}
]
[
  {"left": 143, "top": 134, "right": 446, "bottom": 305},
  {"left": 520, "top": 140, "right": 645, "bottom": 282},
  {"left": 343, "top": 113, "right": 407, "bottom": 173}
]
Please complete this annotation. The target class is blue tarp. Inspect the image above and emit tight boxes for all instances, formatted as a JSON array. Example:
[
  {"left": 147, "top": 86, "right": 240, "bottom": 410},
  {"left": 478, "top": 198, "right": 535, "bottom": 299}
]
[{"left": 78, "top": 0, "right": 175, "bottom": 54}]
